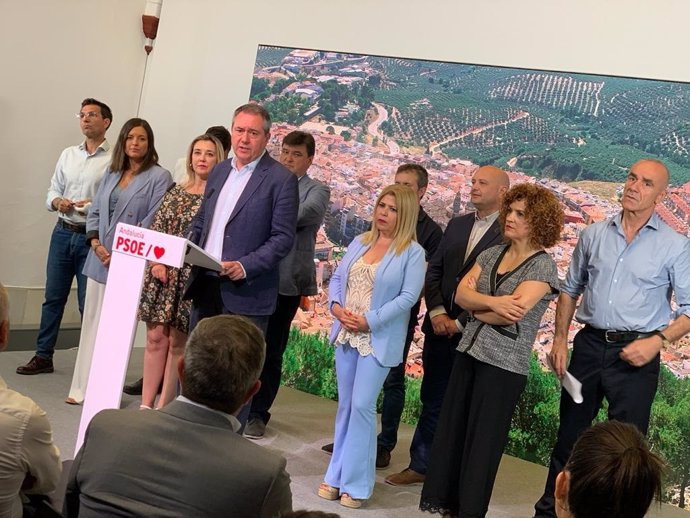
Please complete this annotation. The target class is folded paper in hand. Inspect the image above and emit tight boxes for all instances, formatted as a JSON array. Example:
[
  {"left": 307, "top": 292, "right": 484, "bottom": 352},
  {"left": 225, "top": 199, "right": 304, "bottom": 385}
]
[{"left": 546, "top": 355, "right": 583, "bottom": 404}]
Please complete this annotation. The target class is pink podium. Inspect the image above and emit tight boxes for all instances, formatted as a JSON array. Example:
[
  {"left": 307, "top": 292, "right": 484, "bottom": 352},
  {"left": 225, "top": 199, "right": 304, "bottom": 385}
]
[{"left": 75, "top": 223, "right": 220, "bottom": 453}]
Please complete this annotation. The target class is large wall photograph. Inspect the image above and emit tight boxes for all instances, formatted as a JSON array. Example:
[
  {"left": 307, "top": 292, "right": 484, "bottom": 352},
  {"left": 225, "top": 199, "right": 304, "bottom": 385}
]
[{"left": 250, "top": 45, "right": 690, "bottom": 508}]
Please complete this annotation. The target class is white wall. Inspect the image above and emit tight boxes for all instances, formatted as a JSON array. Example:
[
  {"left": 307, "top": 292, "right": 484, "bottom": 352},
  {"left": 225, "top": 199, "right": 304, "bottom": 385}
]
[
  {"left": 0, "top": 0, "right": 148, "bottom": 323},
  {"left": 0, "top": 0, "right": 148, "bottom": 289},
  {"left": 141, "top": 0, "right": 690, "bottom": 170}
]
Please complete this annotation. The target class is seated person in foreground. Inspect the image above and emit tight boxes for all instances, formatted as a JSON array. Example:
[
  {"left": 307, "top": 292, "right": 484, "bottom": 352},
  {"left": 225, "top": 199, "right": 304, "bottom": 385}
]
[
  {"left": 64, "top": 315, "right": 292, "bottom": 518},
  {"left": 0, "top": 281, "right": 61, "bottom": 518},
  {"left": 554, "top": 420, "right": 664, "bottom": 518}
]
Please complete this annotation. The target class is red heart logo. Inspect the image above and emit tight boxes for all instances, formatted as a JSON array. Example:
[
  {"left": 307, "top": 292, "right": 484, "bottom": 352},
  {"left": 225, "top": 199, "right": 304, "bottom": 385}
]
[{"left": 153, "top": 246, "right": 165, "bottom": 259}]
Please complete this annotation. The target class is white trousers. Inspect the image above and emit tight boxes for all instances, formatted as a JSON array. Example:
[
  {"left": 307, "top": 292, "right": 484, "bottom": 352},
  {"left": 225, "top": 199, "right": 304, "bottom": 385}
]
[{"left": 68, "top": 277, "right": 105, "bottom": 403}]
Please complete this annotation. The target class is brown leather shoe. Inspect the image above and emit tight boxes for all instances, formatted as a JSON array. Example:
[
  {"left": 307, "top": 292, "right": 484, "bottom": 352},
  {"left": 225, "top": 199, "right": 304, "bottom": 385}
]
[
  {"left": 385, "top": 468, "right": 426, "bottom": 486},
  {"left": 376, "top": 446, "right": 391, "bottom": 469},
  {"left": 16, "top": 356, "right": 54, "bottom": 375}
]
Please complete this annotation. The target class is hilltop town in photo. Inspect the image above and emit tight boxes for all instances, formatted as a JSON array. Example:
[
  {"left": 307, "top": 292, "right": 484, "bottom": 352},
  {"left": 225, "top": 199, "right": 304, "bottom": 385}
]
[{"left": 251, "top": 45, "right": 690, "bottom": 377}]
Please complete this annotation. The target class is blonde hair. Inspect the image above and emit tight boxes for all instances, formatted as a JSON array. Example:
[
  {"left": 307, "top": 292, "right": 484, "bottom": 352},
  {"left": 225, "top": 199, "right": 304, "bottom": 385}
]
[
  {"left": 361, "top": 184, "right": 418, "bottom": 255},
  {"left": 183, "top": 134, "right": 224, "bottom": 189}
]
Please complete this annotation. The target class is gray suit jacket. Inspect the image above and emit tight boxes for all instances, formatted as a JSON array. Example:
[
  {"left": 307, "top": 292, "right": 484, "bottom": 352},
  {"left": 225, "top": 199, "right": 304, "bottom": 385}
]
[
  {"left": 83, "top": 165, "right": 172, "bottom": 284},
  {"left": 64, "top": 401, "right": 292, "bottom": 518},
  {"left": 278, "top": 175, "right": 330, "bottom": 296}
]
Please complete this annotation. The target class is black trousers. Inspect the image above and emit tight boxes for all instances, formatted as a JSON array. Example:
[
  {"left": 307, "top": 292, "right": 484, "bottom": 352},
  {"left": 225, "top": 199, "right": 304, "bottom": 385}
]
[
  {"left": 189, "top": 274, "right": 269, "bottom": 334},
  {"left": 420, "top": 352, "right": 527, "bottom": 518},
  {"left": 249, "top": 293, "right": 302, "bottom": 424},
  {"left": 408, "top": 329, "right": 460, "bottom": 474},
  {"left": 189, "top": 274, "right": 269, "bottom": 431},
  {"left": 533, "top": 325, "right": 661, "bottom": 518},
  {"left": 377, "top": 300, "right": 421, "bottom": 452}
]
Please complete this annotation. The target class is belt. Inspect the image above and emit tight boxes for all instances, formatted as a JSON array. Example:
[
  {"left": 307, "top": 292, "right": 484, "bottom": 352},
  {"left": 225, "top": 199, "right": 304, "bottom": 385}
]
[
  {"left": 584, "top": 325, "right": 658, "bottom": 343},
  {"left": 57, "top": 219, "right": 86, "bottom": 234}
]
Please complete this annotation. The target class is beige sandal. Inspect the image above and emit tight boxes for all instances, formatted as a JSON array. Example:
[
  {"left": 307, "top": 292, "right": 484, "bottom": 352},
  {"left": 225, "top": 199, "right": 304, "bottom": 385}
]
[
  {"left": 340, "top": 493, "right": 364, "bottom": 509},
  {"left": 318, "top": 482, "right": 339, "bottom": 501}
]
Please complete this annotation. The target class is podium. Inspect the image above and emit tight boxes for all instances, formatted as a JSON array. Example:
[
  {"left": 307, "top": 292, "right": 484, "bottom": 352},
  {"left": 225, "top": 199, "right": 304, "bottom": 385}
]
[{"left": 75, "top": 223, "right": 220, "bottom": 454}]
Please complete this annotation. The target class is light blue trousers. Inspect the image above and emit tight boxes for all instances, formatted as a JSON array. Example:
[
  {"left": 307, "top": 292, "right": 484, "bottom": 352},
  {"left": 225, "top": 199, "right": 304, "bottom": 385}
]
[{"left": 325, "top": 343, "right": 390, "bottom": 499}]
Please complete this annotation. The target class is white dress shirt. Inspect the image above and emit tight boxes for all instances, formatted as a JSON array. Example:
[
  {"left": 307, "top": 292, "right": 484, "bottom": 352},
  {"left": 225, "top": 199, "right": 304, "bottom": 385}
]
[
  {"left": 176, "top": 396, "right": 241, "bottom": 432},
  {"left": 46, "top": 140, "right": 112, "bottom": 225},
  {"left": 204, "top": 152, "right": 265, "bottom": 261},
  {"left": 464, "top": 210, "right": 499, "bottom": 262}
]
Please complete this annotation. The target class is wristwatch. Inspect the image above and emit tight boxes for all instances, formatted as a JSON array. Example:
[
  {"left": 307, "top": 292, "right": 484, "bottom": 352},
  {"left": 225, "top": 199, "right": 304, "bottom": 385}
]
[{"left": 654, "top": 330, "right": 672, "bottom": 348}]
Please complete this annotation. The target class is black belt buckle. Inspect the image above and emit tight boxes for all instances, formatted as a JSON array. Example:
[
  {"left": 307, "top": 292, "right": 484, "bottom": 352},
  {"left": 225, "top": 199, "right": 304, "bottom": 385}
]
[
  {"left": 603, "top": 329, "right": 653, "bottom": 343},
  {"left": 604, "top": 330, "right": 625, "bottom": 343}
]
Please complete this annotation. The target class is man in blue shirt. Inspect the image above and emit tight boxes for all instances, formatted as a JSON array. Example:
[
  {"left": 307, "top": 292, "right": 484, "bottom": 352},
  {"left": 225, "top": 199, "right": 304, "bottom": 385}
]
[{"left": 533, "top": 159, "right": 690, "bottom": 518}]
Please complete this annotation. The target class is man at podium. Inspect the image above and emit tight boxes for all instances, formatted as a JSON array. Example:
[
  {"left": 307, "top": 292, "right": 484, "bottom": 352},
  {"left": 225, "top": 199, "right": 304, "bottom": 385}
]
[{"left": 185, "top": 103, "right": 298, "bottom": 344}]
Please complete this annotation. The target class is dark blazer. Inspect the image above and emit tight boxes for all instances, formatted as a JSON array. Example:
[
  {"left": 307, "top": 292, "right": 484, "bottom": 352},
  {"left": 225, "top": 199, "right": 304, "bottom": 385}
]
[
  {"left": 278, "top": 174, "right": 330, "bottom": 297},
  {"left": 64, "top": 400, "right": 292, "bottom": 518},
  {"left": 186, "top": 153, "right": 299, "bottom": 315},
  {"left": 422, "top": 212, "right": 502, "bottom": 334}
]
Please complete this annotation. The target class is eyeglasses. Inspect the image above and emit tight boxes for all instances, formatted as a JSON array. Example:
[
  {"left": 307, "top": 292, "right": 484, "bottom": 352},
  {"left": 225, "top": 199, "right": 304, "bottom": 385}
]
[{"left": 75, "top": 111, "right": 101, "bottom": 120}]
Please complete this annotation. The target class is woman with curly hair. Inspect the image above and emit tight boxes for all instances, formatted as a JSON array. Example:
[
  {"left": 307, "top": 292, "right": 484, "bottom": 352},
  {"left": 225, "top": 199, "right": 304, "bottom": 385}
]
[{"left": 420, "top": 183, "right": 564, "bottom": 518}]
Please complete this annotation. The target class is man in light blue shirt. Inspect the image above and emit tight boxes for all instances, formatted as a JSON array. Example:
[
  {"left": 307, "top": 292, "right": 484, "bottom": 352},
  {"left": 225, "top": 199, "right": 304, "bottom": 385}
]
[
  {"left": 17, "top": 98, "right": 112, "bottom": 375},
  {"left": 534, "top": 158, "right": 690, "bottom": 518}
]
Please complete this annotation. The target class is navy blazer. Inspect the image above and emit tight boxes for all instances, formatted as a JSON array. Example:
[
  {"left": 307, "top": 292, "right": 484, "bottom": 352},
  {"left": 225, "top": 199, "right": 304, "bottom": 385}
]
[
  {"left": 186, "top": 153, "right": 299, "bottom": 316},
  {"left": 82, "top": 165, "right": 172, "bottom": 284},
  {"left": 329, "top": 235, "right": 426, "bottom": 367},
  {"left": 422, "top": 212, "right": 503, "bottom": 333}
]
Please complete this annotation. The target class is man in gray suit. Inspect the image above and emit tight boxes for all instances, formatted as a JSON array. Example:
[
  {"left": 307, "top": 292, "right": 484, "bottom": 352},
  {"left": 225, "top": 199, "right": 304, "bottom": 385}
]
[
  {"left": 245, "top": 131, "right": 331, "bottom": 439},
  {"left": 64, "top": 315, "right": 292, "bottom": 518}
]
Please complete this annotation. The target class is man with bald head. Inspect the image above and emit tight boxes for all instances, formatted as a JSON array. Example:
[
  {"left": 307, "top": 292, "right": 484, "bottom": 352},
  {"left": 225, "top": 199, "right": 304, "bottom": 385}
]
[
  {"left": 533, "top": 159, "right": 690, "bottom": 518},
  {"left": 386, "top": 165, "right": 509, "bottom": 486}
]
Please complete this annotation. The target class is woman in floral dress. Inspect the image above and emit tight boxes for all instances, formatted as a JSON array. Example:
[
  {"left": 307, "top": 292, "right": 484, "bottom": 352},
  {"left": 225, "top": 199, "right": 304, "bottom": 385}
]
[{"left": 138, "top": 134, "right": 224, "bottom": 409}]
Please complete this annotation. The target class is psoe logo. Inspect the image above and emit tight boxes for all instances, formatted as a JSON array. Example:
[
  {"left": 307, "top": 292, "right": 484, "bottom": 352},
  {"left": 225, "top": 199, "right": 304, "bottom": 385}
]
[{"left": 114, "top": 235, "right": 165, "bottom": 259}]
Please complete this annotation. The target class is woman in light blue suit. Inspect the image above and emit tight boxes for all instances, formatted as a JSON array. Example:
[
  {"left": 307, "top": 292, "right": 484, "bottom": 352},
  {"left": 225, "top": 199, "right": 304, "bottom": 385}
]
[
  {"left": 66, "top": 118, "right": 172, "bottom": 404},
  {"left": 319, "top": 184, "right": 426, "bottom": 508}
]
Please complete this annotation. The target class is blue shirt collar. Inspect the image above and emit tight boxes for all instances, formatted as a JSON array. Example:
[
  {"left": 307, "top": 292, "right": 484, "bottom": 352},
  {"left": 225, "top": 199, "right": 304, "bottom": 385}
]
[
  {"left": 230, "top": 149, "right": 265, "bottom": 174},
  {"left": 611, "top": 210, "right": 660, "bottom": 232}
]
